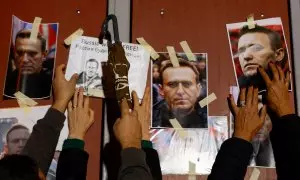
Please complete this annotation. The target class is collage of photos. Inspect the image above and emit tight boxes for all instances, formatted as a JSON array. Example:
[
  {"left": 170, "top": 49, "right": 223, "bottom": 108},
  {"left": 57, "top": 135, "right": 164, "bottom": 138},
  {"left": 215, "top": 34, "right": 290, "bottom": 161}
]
[
  {"left": 152, "top": 52, "right": 208, "bottom": 128},
  {"left": 3, "top": 15, "right": 58, "bottom": 99},
  {"left": 226, "top": 17, "right": 291, "bottom": 93}
]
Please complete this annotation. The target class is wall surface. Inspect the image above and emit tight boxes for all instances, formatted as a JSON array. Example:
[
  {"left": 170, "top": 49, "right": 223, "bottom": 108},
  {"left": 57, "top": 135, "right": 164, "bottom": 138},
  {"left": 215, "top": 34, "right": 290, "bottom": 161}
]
[
  {"left": 131, "top": 0, "right": 295, "bottom": 179},
  {"left": 0, "top": 1, "right": 107, "bottom": 179}
]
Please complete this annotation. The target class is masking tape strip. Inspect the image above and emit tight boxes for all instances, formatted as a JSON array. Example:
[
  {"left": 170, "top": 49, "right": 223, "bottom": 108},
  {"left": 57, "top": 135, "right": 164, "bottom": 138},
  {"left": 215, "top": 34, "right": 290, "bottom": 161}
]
[
  {"left": 14, "top": 91, "right": 38, "bottom": 106},
  {"left": 29, "top": 17, "right": 42, "bottom": 40},
  {"left": 16, "top": 99, "right": 31, "bottom": 113},
  {"left": 169, "top": 118, "right": 186, "bottom": 137},
  {"left": 247, "top": 14, "right": 255, "bottom": 29},
  {"left": 64, "top": 28, "right": 84, "bottom": 45},
  {"left": 188, "top": 161, "right": 196, "bottom": 180},
  {"left": 87, "top": 88, "right": 105, "bottom": 98},
  {"left": 249, "top": 168, "right": 260, "bottom": 180},
  {"left": 167, "top": 46, "right": 180, "bottom": 67},
  {"left": 180, "top": 41, "right": 196, "bottom": 61},
  {"left": 136, "top": 37, "right": 160, "bottom": 60},
  {"left": 199, "top": 93, "right": 217, "bottom": 108}
]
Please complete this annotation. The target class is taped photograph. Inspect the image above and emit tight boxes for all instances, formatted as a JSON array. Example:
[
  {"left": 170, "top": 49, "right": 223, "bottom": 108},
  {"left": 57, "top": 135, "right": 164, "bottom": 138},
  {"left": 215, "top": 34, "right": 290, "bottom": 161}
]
[
  {"left": 65, "top": 36, "right": 150, "bottom": 99},
  {"left": 226, "top": 17, "right": 291, "bottom": 93},
  {"left": 152, "top": 53, "right": 208, "bottom": 128},
  {"left": 3, "top": 15, "right": 58, "bottom": 99},
  {"left": 0, "top": 105, "right": 67, "bottom": 179},
  {"left": 150, "top": 116, "right": 228, "bottom": 175}
]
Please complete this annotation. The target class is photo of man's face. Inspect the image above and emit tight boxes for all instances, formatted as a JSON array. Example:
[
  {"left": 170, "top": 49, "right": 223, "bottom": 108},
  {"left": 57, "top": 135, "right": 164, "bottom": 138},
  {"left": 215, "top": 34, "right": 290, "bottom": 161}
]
[
  {"left": 238, "top": 33, "right": 276, "bottom": 77},
  {"left": 14, "top": 33, "right": 46, "bottom": 75},
  {"left": 160, "top": 67, "right": 201, "bottom": 113},
  {"left": 6, "top": 128, "right": 30, "bottom": 155},
  {"left": 86, "top": 61, "right": 98, "bottom": 78}
]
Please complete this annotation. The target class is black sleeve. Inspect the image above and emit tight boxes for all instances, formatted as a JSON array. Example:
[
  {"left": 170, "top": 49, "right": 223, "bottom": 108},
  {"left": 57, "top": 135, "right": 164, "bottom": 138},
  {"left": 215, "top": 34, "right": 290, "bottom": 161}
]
[
  {"left": 118, "top": 148, "right": 152, "bottom": 180},
  {"left": 270, "top": 114, "right": 300, "bottom": 179},
  {"left": 143, "top": 148, "right": 162, "bottom": 180},
  {"left": 21, "top": 108, "right": 65, "bottom": 175},
  {"left": 56, "top": 148, "right": 89, "bottom": 180},
  {"left": 208, "top": 137, "right": 253, "bottom": 180}
]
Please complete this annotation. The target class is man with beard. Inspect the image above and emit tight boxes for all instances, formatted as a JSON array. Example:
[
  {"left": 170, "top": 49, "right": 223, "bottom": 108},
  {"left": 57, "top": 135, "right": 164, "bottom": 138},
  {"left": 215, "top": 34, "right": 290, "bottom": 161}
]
[
  {"left": 152, "top": 59, "right": 207, "bottom": 128},
  {"left": 4, "top": 29, "right": 53, "bottom": 99},
  {"left": 237, "top": 25, "right": 287, "bottom": 91}
]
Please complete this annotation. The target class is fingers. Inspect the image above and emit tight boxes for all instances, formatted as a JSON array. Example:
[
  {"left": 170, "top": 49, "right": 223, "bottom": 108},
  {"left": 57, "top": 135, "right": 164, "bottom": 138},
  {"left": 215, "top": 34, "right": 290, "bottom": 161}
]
[
  {"left": 246, "top": 86, "right": 253, "bottom": 107},
  {"left": 259, "top": 105, "right": 267, "bottom": 122},
  {"left": 69, "top": 73, "right": 79, "bottom": 84},
  {"left": 120, "top": 98, "right": 130, "bottom": 117},
  {"left": 132, "top": 91, "right": 139, "bottom": 110},
  {"left": 252, "top": 88, "right": 258, "bottom": 106},
  {"left": 78, "top": 88, "right": 84, "bottom": 108},
  {"left": 89, "top": 109, "right": 95, "bottom": 123},
  {"left": 269, "top": 62, "right": 279, "bottom": 81},
  {"left": 258, "top": 67, "right": 272, "bottom": 86},
  {"left": 84, "top": 96, "right": 90, "bottom": 112},
  {"left": 238, "top": 88, "right": 246, "bottom": 106},
  {"left": 277, "top": 65, "right": 285, "bottom": 82},
  {"left": 227, "top": 94, "right": 238, "bottom": 115},
  {"left": 67, "top": 101, "right": 73, "bottom": 113},
  {"left": 142, "top": 87, "right": 151, "bottom": 106},
  {"left": 285, "top": 71, "right": 290, "bottom": 88},
  {"left": 73, "top": 89, "right": 79, "bottom": 107}
]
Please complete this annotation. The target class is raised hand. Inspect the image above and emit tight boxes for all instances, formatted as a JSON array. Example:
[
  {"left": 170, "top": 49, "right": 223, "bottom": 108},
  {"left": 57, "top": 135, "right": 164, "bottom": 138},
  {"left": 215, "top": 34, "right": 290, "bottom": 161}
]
[
  {"left": 67, "top": 88, "right": 95, "bottom": 140},
  {"left": 52, "top": 64, "right": 78, "bottom": 113},
  {"left": 228, "top": 87, "right": 266, "bottom": 142},
  {"left": 113, "top": 98, "right": 142, "bottom": 149},
  {"left": 258, "top": 62, "right": 293, "bottom": 117}
]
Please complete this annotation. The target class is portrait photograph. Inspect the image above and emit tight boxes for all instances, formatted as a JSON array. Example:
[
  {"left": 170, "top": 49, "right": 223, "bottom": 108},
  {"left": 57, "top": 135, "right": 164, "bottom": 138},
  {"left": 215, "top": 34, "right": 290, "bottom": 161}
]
[
  {"left": 226, "top": 17, "right": 291, "bottom": 93},
  {"left": 152, "top": 52, "right": 208, "bottom": 128},
  {"left": 3, "top": 15, "right": 58, "bottom": 99},
  {"left": 150, "top": 116, "right": 228, "bottom": 175}
]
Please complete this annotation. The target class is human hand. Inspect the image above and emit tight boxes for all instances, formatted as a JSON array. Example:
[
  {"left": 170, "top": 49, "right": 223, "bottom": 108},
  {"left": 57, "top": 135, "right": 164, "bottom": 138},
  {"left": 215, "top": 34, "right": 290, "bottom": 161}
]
[
  {"left": 228, "top": 87, "right": 266, "bottom": 142},
  {"left": 258, "top": 62, "right": 293, "bottom": 117},
  {"left": 52, "top": 64, "right": 78, "bottom": 113},
  {"left": 132, "top": 87, "right": 151, "bottom": 140},
  {"left": 67, "top": 88, "right": 95, "bottom": 140},
  {"left": 113, "top": 98, "right": 142, "bottom": 149}
]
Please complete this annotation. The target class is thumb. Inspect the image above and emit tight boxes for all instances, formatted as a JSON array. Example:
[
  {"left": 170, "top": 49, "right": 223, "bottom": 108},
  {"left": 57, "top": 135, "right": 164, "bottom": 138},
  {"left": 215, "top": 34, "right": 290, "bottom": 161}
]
[
  {"left": 259, "top": 105, "right": 267, "bottom": 123},
  {"left": 69, "top": 73, "right": 79, "bottom": 85}
]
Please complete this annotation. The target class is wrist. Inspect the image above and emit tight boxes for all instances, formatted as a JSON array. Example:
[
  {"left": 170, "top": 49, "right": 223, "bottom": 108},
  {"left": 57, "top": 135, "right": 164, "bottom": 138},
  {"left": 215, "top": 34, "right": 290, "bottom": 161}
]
[
  {"left": 142, "top": 132, "right": 150, "bottom": 141},
  {"left": 121, "top": 141, "right": 141, "bottom": 149},
  {"left": 52, "top": 100, "right": 68, "bottom": 113},
  {"left": 277, "top": 107, "right": 294, "bottom": 117},
  {"left": 233, "top": 133, "right": 252, "bottom": 142},
  {"left": 68, "top": 133, "right": 84, "bottom": 140}
]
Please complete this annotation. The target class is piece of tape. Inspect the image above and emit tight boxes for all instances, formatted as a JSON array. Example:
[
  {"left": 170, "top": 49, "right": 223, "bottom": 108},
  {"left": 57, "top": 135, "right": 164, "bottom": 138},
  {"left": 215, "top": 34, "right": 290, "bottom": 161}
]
[
  {"left": 249, "top": 168, "right": 260, "bottom": 180},
  {"left": 199, "top": 93, "right": 217, "bottom": 108},
  {"left": 29, "top": 17, "right": 42, "bottom": 41},
  {"left": 136, "top": 37, "right": 160, "bottom": 60},
  {"left": 16, "top": 99, "right": 31, "bottom": 114},
  {"left": 14, "top": 91, "right": 38, "bottom": 106},
  {"left": 247, "top": 14, "right": 255, "bottom": 29},
  {"left": 169, "top": 118, "right": 186, "bottom": 137},
  {"left": 167, "top": 46, "right": 180, "bottom": 67},
  {"left": 64, "top": 28, "right": 84, "bottom": 45},
  {"left": 87, "top": 88, "right": 105, "bottom": 98},
  {"left": 180, "top": 41, "right": 196, "bottom": 61},
  {"left": 188, "top": 161, "right": 196, "bottom": 180}
]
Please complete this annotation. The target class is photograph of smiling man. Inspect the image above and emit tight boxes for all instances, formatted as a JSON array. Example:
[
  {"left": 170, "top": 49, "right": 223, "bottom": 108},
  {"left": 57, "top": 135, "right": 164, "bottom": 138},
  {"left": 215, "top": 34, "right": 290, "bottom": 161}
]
[{"left": 226, "top": 17, "right": 291, "bottom": 92}]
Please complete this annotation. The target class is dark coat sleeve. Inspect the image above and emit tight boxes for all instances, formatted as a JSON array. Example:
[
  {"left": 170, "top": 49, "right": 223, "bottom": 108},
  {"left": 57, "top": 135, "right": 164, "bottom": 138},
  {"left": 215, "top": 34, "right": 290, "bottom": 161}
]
[
  {"left": 143, "top": 148, "right": 162, "bottom": 180},
  {"left": 56, "top": 148, "right": 89, "bottom": 180},
  {"left": 21, "top": 108, "right": 65, "bottom": 175},
  {"left": 208, "top": 137, "right": 253, "bottom": 180},
  {"left": 270, "top": 114, "right": 300, "bottom": 180},
  {"left": 118, "top": 148, "right": 152, "bottom": 180}
]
